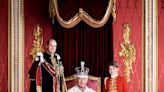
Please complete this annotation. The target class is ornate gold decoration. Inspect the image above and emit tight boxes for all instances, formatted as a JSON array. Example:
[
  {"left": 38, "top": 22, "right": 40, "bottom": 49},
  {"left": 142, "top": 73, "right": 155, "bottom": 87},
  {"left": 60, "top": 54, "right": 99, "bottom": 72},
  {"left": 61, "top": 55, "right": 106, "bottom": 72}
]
[
  {"left": 119, "top": 23, "right": 136, "bottom": 82},
  {"left": 111, "top": 0, "right": 116, "bottom": 22},
  {"left": 29, "top": 24, "right": 44, "bottom": 60},
  {"left": 49, "top": 0, "right": 116, "bottom": 28},
  {"left": 109, "top": 78, "right": 117, "bottom": 92}
]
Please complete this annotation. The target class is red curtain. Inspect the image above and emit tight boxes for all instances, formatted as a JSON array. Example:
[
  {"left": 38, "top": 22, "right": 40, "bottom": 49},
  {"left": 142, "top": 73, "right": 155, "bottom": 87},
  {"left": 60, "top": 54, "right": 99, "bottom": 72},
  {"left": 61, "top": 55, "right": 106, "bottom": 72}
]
[
  {"left": 56, "top": 0, "right": 109, "bottom": 20},
  {"left": 52, "top": 0, "right": 113, "bottom": 81},
  {"left": 0, "top": 0, "right": 8, "bottom": 92},
  {"left": 53, "top": 20, "right": 113, "bottom": 77}
]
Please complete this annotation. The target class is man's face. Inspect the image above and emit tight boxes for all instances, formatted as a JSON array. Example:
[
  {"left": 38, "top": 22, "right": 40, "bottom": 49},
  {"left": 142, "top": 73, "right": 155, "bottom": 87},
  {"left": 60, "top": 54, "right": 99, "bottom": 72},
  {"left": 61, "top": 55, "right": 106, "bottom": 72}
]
[
  {"left": 47, "top": 40, "right": 57, "bottom": 54},
  {"left": 109, "top": 66, "right": 118, "bottom": 76},
  {"left": 77, "top": 77, "right": 88, "bottom": 88}
]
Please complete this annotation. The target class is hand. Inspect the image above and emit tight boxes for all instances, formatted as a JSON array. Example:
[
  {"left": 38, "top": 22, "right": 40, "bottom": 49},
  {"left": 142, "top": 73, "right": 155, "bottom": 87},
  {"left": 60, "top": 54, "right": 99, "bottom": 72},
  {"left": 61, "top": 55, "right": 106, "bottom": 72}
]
[
  {"left": 36, "top": 52, "right": 44, "bottom": 63},
  {"left": 55, "top": 53, "right": 61, "bottom": 61},
  {"left": 59, "top": 65, "right": 64, "bottom": 73}
]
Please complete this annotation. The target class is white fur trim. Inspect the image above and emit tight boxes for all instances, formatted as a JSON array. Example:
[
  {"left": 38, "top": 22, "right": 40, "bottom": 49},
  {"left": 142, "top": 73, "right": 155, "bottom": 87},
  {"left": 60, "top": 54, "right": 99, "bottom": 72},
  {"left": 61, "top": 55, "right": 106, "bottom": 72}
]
[{"left": 77, "top": 75, "right": 88, "bottom": 78}]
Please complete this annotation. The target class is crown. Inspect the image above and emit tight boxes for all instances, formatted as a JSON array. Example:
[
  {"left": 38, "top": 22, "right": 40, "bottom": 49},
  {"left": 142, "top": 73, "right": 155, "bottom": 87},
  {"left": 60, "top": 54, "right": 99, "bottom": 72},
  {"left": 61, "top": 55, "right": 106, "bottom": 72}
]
[{"left": 75, "top": 61, "right": 89, "bottom": 78}]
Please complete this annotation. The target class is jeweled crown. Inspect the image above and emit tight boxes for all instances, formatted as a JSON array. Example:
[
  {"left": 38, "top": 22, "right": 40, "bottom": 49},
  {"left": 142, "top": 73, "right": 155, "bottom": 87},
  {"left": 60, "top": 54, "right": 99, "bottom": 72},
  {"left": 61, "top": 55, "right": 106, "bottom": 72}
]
[{"left": 75, "top": 61, "right": 89, "bottom": 77}]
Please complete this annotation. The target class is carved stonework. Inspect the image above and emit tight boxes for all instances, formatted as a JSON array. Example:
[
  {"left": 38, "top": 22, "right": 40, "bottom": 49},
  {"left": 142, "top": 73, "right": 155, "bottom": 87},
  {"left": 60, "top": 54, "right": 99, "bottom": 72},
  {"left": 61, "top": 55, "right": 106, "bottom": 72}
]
[
  {"left": 119, "top": 23, "right": 136, "bottom": 82},
  {"left": 29, "top": 24, "right": 44, "bottom": 60}
]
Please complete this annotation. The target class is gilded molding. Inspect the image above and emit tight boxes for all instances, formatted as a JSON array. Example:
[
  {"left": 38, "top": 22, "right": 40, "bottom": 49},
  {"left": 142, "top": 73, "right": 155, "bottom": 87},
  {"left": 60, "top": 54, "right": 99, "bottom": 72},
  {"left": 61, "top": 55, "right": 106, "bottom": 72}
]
[
  {"left": 119, "top": 23, "right": 136, "bottom": 82},
  {"left": 49, "top": 0, "right": 116, "bottom": 28},
  {"left": 29, "top": 24, "right": 44, "bottom": 60},
  {"left": 8, "top": 0, "right": 11, "bottom": 91},
  {"left": 144, "top": 0, "right": 158, "bottom": 91},
  {"left": 8, "top": 0, "right": 24, "bottom": 92}
]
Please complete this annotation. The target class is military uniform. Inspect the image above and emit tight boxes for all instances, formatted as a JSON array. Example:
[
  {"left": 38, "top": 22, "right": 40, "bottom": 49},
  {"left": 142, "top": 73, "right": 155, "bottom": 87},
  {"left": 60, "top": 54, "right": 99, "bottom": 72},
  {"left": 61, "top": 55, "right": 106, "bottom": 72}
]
[{"left": 104, "top": 76, "right": 128, "bottom": 92}]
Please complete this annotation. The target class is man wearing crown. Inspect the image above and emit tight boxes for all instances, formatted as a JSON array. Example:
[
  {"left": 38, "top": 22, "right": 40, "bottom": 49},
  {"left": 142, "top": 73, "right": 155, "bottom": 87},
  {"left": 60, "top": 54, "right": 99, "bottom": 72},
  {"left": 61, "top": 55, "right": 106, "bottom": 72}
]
[
  {"left": 104, "top": 61, "right": 128, "bottom": 92},
  {"left": 67, "top": 61, "right": 96, "bottom": 92}
]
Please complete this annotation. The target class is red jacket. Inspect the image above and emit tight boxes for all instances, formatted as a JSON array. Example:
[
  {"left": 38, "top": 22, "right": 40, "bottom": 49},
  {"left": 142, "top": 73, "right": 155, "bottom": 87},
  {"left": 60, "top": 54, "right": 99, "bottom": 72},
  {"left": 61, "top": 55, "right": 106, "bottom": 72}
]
[{"left": 104, "top": 76, "right": 128, "bottom": 92}]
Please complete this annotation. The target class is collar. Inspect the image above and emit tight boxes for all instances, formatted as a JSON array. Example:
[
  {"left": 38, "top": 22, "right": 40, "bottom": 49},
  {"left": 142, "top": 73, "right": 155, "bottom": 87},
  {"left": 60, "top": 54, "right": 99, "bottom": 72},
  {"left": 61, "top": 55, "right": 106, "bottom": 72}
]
[
  {"left": 111, "top": 74, "right": 118, "bottom": 78},
  {"left": 46, "top": 51, "right": 54, "bottom": 57}
]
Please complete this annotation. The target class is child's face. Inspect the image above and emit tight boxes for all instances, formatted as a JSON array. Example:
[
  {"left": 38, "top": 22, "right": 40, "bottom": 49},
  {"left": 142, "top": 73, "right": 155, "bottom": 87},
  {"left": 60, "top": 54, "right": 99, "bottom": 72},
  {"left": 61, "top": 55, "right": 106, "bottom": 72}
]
[{"left": 109, "top": 66, "right": 118, "bottom": 75}]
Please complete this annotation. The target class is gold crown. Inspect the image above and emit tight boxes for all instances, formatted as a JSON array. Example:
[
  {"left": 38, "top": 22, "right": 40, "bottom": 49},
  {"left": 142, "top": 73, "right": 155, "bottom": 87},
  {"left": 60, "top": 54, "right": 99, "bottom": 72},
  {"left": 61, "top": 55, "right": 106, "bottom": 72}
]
[{"left": 75, "top": 61, "right": 89, "bottom": 77}]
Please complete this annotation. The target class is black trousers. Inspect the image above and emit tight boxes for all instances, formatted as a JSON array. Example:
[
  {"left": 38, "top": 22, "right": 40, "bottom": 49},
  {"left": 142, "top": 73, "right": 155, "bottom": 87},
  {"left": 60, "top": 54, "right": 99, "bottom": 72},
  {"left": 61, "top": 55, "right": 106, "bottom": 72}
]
[{"left": 30, "top": 80, "right": 37, "bottom": 92}]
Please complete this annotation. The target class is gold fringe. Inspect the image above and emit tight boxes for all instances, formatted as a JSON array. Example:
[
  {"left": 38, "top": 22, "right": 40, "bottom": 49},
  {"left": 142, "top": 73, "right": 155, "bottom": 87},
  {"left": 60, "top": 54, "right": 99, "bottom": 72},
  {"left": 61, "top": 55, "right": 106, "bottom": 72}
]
[{"left": 49, "top": 0, "right": 116, "bottom": 28}]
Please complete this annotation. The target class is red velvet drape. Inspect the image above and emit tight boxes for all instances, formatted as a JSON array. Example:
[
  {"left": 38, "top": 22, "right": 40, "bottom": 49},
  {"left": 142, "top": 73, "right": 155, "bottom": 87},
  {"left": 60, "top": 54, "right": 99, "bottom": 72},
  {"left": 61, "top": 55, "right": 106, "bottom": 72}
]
[
  {"left": 53, "top": 20, "right": 113, "bottom": 77},
  {"left": 0, "top": 0, "right": 8, "bottom": 92},
  {"left": 51, "top": 0, "right": 114, "bottom": 91},
  {"left": 57, "top": 0, "right": 108, "bottom": 20}
]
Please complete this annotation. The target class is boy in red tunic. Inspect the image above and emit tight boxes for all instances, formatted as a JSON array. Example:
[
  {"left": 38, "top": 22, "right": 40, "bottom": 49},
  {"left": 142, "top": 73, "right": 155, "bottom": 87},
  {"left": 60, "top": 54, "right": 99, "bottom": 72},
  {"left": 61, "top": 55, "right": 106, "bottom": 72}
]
[{"left": 104, "top": 61, "right": 128, "bottom": 92}]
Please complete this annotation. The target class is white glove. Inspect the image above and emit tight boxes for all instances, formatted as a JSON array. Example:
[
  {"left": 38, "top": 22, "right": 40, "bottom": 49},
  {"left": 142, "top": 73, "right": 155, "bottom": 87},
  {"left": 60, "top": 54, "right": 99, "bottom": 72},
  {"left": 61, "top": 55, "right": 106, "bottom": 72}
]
[
  {"left": 37, "top": 52, "right": 43, "bottom": 57},
  {"left": 36, "top": 52, "right": 44, "bottom": 63},
  {"left": 55, "top": 53, "right": 61, "bottom": 61}
]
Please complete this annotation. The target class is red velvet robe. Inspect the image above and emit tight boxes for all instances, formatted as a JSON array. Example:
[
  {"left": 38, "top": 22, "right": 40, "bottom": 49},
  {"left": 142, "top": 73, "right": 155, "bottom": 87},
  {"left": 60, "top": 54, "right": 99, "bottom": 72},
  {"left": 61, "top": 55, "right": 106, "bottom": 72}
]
[{"left": 104, "top": 76, "right": 128, "bottom": 92}]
